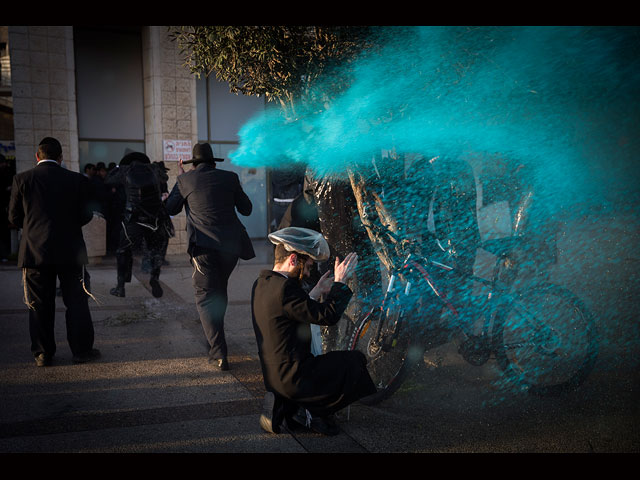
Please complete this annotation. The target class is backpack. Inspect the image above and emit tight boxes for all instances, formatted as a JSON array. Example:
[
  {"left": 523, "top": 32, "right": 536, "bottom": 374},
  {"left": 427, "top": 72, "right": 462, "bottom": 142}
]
[{"left": 125, "top": 162, "right": 162, "bottom": 215}]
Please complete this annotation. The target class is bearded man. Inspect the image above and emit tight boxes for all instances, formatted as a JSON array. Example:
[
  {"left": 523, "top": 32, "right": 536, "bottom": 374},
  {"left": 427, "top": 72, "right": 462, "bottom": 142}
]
[{"left": 251, "top": 227, "right": 376, "bottom": 436}]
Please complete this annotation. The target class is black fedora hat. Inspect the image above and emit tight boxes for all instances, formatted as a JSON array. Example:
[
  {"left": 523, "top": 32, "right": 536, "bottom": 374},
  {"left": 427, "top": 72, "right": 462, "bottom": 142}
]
[
  {"left": 183, "top": 142, "right": 224, "bottom": 164},
  {"left": 120, "top": 151, "right": 150, "bottom": 166}
]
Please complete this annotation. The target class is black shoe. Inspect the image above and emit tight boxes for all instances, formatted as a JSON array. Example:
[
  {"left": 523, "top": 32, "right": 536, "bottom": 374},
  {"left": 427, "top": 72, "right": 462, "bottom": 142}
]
[
  {"left": 149, "top": 277, "right": 163, "bottom": 298},
  {"left": 72, "top": 348, "right": 101, "bottom": 364},
  {"left": 110, "top": 286, "right": 125, "bottom": 297},
  {"left": 259, "top": 392, "right": 281, "bottom": 434},
  {"left": 291, "top": 408, "right": 340, "bottom": 436},
  {"left": 35, "top": 353, "right": 53, "bottom": 367},
  {"left": 208, "top": 357, "right": 229, "bottom": 371}
]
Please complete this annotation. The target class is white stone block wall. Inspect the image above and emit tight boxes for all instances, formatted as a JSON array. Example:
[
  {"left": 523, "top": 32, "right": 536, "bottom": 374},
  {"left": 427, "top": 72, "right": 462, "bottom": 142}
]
[
  {"left": 8, "top": 26, "right": 79, "bottom": 173},
  {"left": 142, "top": 26, "right": 196, "bottom": 256}
]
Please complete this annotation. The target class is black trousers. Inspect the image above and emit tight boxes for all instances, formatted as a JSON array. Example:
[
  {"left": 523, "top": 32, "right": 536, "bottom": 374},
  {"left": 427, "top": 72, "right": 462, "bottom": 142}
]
[
  {"left": 191, "top": 249, "right": 239, "bottom": 360},
  {"left": 116, "top": 220, "right": 168, "bottom": 282},
  {"left": 23, "top": 264, "right": 94, "bottom": 357},
  {"left": 265, "top": 350, "right": 377, "bottom": 420}
]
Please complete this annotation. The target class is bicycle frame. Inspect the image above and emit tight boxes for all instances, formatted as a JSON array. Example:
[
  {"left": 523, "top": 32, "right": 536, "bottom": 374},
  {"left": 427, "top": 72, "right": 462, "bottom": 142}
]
[
  {"left": 350, "top": 173, "right": 597, "bottom": 401},
  {"left": 350, "top": 239, "right": 520, "bottom": 362},
  {"left": 400, "top": 254, "right": 495, "bottom": 349}
]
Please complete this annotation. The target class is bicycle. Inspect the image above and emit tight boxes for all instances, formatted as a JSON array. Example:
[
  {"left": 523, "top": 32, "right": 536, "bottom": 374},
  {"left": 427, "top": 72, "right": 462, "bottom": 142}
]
[{"left": 347, "top": 220, "right": 599, "bottom": 405}]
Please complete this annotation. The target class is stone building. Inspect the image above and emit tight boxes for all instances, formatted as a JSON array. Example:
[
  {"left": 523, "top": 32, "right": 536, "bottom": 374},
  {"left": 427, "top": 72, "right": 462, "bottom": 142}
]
[{"left": 0, "top": 25, "right": 269, "bottom": 260}]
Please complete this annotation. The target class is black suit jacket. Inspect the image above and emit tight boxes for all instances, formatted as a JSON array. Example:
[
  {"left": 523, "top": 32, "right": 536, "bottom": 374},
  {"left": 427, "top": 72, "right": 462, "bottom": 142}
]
[
  {"left": 251, "top": 270, "right": 354, "bottom": 400},
  {"left": 8, "top": 161, "right": 93, "bottom": 268},
  {"left": 165, "top": 163, "right": 255, "bottom": 260}
]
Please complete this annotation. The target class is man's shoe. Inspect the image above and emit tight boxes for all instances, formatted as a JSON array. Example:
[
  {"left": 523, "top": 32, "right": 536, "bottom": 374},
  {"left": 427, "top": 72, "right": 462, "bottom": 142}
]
[
  {"left": 208, "top": 357, "right": 229, "bottom": 371},
  {"left": 110, "top": 286, "right": 125, "bottom": 297},
  {"left": 217, "top": 358, "right": 229, "bottom": 371},
  {"left": 259, "top": 392, "right": 281, "bottom": 434},
  {"left": 72, "top": 348, "right": 101, "bottom": 364},
  {"left": 35, "top": 353, "right": 53, "bottom": 367},
  {"left": 149, "top": 277, "right": 163, "bottom": 298},
  {"left": 291, "top": 408, "right": 340, "bottom": 436}
]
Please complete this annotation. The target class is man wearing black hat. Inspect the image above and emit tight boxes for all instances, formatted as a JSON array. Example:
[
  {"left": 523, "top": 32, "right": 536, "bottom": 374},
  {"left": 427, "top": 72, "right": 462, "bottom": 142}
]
[
  {"left": 166, "top": 142, "right": 255, "bottom": 370},
  {"left": 8, "top": 137, "right": 99, "bottom": 366},
  {"left": 104, "top": 151, "right": 172, "bottom": 298}
]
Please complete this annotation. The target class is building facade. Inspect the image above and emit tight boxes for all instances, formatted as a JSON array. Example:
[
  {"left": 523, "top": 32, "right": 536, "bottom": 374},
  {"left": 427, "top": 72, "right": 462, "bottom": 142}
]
[{"left": 1, "top": 25, "right": 271, "bottom": 258}]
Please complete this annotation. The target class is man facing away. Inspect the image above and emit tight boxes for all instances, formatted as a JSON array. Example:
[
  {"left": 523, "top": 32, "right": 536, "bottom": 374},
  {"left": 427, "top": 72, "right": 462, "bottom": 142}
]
[
  {"left": 252, "top": 227, "right": 377, "bottom": 436},
  {"left": 8, "top": 137, "right": 99, "bottom": 366},
  {"left": 105, "top": 151, "right": 171, "bottom": 299},
  {"left": 165, "top": 142, "right": 255, "bottom": 371}
]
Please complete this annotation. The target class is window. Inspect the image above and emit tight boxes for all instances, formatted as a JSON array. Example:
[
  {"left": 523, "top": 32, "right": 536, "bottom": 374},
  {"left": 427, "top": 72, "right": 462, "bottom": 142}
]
[{"left": 74, "top": 26, "right": 145, "bottom": 169}]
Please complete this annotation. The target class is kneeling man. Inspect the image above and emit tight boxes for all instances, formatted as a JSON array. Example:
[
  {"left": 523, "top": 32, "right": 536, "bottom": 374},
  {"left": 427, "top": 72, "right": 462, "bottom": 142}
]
[{"left": 251, "top": 227, "right": 376, "bottom": 436}]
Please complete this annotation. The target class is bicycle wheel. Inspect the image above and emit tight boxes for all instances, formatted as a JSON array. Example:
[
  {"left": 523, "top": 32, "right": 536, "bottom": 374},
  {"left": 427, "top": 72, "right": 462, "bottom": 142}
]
[
  {"left": 350, "top": 304, "right": 425, "bottom": 405},
  {"left": 493, "top": 283, "right": 598, "bottom": 396}
]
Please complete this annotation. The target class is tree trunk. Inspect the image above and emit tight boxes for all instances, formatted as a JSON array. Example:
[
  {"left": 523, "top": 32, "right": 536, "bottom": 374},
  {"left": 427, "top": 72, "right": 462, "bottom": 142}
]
[
  {"left": 347, "top": 166, "right": 401, "bottom": 273},
  {"left": 308, "top": 169, "right": 382, "bottom": 351}
]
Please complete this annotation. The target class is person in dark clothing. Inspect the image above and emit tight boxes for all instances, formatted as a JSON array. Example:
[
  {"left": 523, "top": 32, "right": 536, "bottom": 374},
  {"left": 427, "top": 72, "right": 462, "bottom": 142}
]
[
  {"left": 96, "top": 162, "right": 107, "bottom": 180},
  {"left": 83, "top": 163, "right": 96, "bottom": 179},
  {"left": 86, "top": 166, "right": 109, "bottom": 216},
  {"left": 277, "top": 172, "right": 320, "bottom": 232},
  {"left": 7, "top": 137, "right": 99, "bottom": 366},
  {"left": 278, "top": 171, "right": 323, "bottom": 285},
  {"left": 270, "top": 166, "right": 304, "bottom": 231},
  {"left": 253, "top": 227, "right": 376, "bottom": 436},
  {"left": 105, "top": 151, "right": 171, "bottom": 298},
  {"left": 165, "top": 142, "right": 255, "bottom": 371},
  {"left": 105, "top": 162, "right": 126, "bottom": 253},
  {"left": 142, "top": 161, "right": 173, "bottom": 272}
]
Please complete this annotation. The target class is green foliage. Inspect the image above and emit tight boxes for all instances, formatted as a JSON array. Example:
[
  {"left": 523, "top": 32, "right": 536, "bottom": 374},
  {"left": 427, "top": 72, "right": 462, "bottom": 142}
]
[{"left": 168, "top": 26, "right": 374, "bottom": 119}]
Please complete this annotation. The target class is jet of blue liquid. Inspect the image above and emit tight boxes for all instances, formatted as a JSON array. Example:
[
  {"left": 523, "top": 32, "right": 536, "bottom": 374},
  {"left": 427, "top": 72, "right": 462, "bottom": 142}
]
[
  {"left": 230, "top": 26, "right": 640, "bottom": 389},
  {"left": 230, "top": 26, "right": 640, "bottom": 214}
]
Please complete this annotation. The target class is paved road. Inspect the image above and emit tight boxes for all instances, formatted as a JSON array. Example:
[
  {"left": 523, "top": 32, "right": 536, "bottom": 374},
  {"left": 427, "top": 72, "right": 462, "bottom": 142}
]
[{"left": 0, "top": 213, "right": 638, "bottom": 453}]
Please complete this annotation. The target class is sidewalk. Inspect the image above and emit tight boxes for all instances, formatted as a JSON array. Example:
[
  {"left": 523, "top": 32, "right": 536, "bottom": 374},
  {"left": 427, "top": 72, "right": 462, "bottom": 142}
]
[
  {"left": 1, "top": 212, "right": 638, "bottom": 452},
  {"left": 0, "top": 240, "right": 370, "bottom": 453}
]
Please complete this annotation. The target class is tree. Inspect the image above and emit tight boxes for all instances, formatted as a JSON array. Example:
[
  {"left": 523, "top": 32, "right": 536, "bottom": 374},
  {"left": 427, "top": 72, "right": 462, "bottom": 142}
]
[{"left": 169, "top": 26, "right": 374, "bottom": 121}]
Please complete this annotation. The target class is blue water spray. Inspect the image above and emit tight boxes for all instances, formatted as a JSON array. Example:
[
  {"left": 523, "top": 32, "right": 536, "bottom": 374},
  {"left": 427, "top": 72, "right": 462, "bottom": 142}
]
[{"left": 230, "top": 26, "right": 640, "bottom": 392}]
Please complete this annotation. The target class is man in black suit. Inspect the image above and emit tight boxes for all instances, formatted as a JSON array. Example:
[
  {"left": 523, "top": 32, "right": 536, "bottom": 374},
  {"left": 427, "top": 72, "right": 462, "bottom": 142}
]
[
  {"left": 8, "top": 137, "right": 99, "bottom": 367},
  {"left": 252, "top": 227, "right": 376, "bottom": 436},
  {"left": 166, "top": 142, "right": 255, "bottom": 370}
]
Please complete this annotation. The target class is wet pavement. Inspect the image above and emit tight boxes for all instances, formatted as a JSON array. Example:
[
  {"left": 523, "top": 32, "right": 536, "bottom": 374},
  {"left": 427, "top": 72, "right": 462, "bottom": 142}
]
[{"left": 0, "top": 214, "right": 639, "bottom": 453}]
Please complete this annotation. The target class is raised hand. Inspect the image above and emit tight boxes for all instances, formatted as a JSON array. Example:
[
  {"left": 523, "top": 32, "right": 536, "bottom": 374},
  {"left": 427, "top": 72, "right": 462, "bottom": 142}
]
[
  {"left": 334, "top": 252, "right": 358, "bottom": 284},
  {"left": 309, "top": 269, "right": 334, "bottom": 301}
]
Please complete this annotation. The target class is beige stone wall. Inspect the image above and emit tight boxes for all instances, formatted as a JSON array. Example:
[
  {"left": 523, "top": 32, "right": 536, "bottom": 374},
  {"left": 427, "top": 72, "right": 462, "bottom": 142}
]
[
  {"left": 142, "top": 26, "right": 196, "bottom": 255},
  {"left": 8, "top": 26, "right": 79, "bottom": 173}
]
